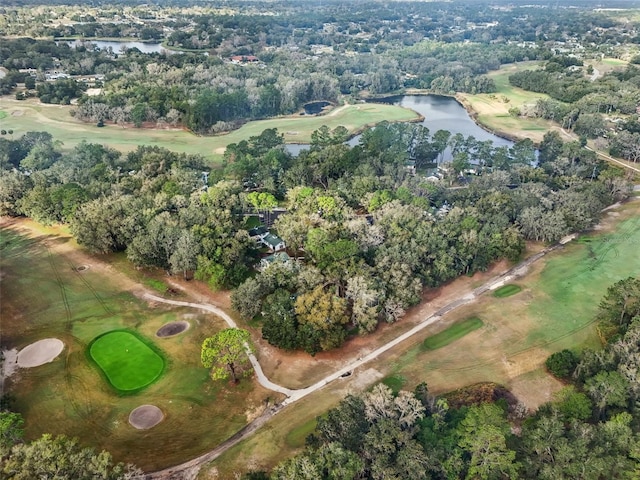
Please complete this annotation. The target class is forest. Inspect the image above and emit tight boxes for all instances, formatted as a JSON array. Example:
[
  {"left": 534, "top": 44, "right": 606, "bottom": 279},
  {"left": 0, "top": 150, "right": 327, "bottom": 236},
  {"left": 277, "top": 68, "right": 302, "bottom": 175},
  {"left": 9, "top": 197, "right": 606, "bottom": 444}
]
[{"left": 2, "top": 0, "right": 637, "bottom": 133}]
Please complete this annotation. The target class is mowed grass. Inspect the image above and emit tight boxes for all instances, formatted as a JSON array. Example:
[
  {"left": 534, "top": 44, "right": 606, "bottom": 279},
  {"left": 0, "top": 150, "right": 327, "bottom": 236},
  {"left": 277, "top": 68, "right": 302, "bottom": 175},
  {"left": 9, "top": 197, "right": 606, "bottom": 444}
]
[
  {"left": 0, "top": 98, "right": 419, "bottom": 163},
  {"left": 493, "top": 284, "right": 522, "bottom": 298},
  {"left": 0, "top": 219, "right": 280, "bottom": 471},
  {"left": 369, "top": 201, "right": 640, "bottom": 409},
  {"left": 422, "top": 317, "right": 484, "bottom": 350},
  {"left": 460, "top": 61, "right": 557, "bottom": 143},
  {"left": 89, "top": 330, "right": 165, "bottom": 393}
]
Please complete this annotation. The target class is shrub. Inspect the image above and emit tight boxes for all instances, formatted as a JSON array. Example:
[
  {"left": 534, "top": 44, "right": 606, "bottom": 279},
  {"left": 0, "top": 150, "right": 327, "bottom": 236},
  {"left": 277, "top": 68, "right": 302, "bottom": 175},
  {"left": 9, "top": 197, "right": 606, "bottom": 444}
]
[{"left": 545, "top": 349, "right": 579, "bottom": 379}]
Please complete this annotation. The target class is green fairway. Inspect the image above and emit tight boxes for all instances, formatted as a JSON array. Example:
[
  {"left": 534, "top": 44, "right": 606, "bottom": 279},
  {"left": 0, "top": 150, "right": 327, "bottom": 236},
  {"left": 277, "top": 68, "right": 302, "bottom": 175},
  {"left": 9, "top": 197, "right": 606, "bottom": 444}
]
[
  {"left": 493, "top": 284, "right": 522, "bottom": 298},
  {"left": 422, "top": 317, "right": 484, "bottom": 350},
  {"left": 89, "top": 330, "right": 165, "bottom": 393},
  {"left": 0, "top": 98, "right": 419, "bottom": 163}
]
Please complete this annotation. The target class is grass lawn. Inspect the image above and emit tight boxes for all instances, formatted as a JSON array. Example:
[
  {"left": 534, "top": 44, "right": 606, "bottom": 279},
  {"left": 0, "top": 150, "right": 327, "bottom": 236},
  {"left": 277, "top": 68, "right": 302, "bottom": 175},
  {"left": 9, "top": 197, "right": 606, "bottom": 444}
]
[
  {"left": 0, "top": 218, "right": 280, "bottom": 471},
  {"left": 493, "top": 284, "right": 522, "bottom": 298},
  {"left": 0, "top": 98, "right": 419, "bottom": 164},
  {"left": 422, "top": 317, "right": 484, "bottom": 350},
  {"left": 89, "top": 330, "right": 165, "bottom": 393},
  {"left": 0, "top": 110, "right": 7, "bottom": 120}
]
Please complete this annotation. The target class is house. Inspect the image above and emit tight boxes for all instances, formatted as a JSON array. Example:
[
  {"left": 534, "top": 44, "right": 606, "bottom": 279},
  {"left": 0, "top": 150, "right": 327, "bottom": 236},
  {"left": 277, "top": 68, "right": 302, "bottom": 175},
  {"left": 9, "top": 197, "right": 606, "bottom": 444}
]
[
  {"left": 259, "top": 251, "right": 291, "bottom": 270},
  {"left": 230, "top": 55, "right": 259, "bottom": 64},
  {"left": 248, "top": 225, "right": 268, "bottom": 241},
  {"left": 261, "top": 233, "right": 286, "bottom": 252}
]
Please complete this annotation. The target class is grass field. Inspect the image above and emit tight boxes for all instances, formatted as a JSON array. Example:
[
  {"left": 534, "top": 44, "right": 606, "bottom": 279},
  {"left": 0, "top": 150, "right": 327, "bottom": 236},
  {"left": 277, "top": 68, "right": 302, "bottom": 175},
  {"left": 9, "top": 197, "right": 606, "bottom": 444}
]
[
  {"left": 460, "top": 59, "right": 631, "bottom": 146},
  {"left": 460, "top": 61, "right": 556, "bottom": 144},
  {"left": 422, "top": 317, "right": 484, "bottom": 350},
  {"left": 0, "top": 218, "right": 280, "bottom": 471},
  {"left": 89, "top": 330, "right": 165, "bottom": 393},
  {"left": 0, "top": 98, "right": 419, "bottom": 164},
  {"left": 493, "top": 284, "right": 522, "bottom": 298}
]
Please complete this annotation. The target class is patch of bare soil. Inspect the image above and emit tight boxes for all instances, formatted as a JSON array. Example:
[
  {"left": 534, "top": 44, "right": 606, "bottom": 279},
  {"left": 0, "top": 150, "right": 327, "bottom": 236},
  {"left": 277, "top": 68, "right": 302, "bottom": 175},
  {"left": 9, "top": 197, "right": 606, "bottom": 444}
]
[
  {"left": 17, "top": 338, "right": 64, "bottom": 367},
  {"left": 129, "top": 405, "right": 165, "bottom": 430},
  {"left": 509, "top": 372, "right": 565, "bottom": 411}
]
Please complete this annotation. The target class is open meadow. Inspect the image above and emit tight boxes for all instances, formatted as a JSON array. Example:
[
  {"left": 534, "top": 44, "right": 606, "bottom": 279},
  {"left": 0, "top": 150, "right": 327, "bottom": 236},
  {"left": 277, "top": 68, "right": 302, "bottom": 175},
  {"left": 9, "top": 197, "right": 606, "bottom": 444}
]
[
  {"left": 0, "top": 98, "right": 419, "bottom": 164},
  {"left": 0, "top": 219, "right": 281, "bottom": 471}
]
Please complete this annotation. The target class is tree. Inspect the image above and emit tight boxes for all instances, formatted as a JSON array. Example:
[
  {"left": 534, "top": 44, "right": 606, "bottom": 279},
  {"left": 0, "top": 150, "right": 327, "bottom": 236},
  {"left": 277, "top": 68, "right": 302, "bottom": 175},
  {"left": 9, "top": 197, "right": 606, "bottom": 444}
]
[
  {"left": 201, "top": 328, "right": 254, "bottom": 383},
  {"left": 2, "top": 433, "right": 140, "bottom": 480},
  {"left": 169, "top": 230, "right": 200, "bottom": 280},
  {"left": 597, "top": 277, "right": 640, "bottom": 338},
  {"left": 457, "top": 403, "right": 519, "bottom": 480},
  {"left": 295, "top": 286, "right": 349, "bottom": 352},
  {"left": 545, "top": 349, "right": 579, "bottom": 379},
  {"left": 0, "top": 411, "right": 24, "bottom": 451},
  {"left": 585, "top": 371, "right": 629, "bottom": 419}
]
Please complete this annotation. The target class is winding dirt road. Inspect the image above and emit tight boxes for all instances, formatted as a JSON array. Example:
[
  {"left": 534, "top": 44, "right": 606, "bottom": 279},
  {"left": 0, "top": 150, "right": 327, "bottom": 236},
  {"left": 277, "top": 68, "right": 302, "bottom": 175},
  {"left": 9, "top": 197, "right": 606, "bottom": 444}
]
[{"left": 142, "top": 243, "right": 561, "bottom": 479}]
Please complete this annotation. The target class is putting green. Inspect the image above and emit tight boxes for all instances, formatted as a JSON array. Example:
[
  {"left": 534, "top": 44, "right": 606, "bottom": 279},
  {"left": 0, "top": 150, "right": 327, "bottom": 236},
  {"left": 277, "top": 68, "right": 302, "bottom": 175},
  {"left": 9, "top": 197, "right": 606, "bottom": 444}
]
[
  {"left": 89, "top": 331, "right": 165, "bottom": 393},
  {"left": 422, "top": 317, "right": 484, "bottom": 350},
  {"left": 493, "top": 284, "right": 522, "bottom": 298}
]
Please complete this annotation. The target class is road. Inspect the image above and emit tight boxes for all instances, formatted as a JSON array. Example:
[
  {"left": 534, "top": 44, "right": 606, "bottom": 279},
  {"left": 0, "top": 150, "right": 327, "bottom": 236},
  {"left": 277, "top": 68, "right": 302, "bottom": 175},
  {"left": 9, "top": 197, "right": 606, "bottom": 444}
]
[
  {"left": 558, "top": 127, "right": 640, "bottom": 174},
  {"left": 142, "top": 243, "right": 562, "bottom": 479}
]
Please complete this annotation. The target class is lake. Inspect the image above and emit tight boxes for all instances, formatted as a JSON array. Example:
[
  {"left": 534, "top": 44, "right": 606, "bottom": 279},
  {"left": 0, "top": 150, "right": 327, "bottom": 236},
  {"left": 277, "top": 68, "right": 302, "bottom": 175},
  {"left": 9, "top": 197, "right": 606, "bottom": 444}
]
[{"left": 286, "top": 94, "right": 514, "bottom": 157}]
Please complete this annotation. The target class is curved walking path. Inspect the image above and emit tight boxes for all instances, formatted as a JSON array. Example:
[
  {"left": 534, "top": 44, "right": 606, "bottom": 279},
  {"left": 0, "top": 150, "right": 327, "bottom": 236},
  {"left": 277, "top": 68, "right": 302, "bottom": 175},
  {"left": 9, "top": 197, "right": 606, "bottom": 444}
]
[
  {"left": 143, "top": 293, "right": 294, "bottom": 397},
  {"left": 142, "top": 242, "right": 562, "bottom": 479}
]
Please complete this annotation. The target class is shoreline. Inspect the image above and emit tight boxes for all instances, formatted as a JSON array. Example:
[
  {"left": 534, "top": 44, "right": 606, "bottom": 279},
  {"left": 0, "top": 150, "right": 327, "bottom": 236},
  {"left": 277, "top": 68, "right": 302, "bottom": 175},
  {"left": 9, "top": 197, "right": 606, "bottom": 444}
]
[{"left": 366, "top": 88, "right": 525, "bottom": 146}]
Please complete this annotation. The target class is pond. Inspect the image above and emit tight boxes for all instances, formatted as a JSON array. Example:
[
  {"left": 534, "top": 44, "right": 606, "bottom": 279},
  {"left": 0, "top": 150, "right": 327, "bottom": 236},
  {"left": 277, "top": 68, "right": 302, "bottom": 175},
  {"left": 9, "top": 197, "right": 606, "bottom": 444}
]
[
  {"left": 286, "top": 94, "right": 514, "bottom": 157},
  {"left": 303, "top": 101, "right": 332, "bottom": 115}
]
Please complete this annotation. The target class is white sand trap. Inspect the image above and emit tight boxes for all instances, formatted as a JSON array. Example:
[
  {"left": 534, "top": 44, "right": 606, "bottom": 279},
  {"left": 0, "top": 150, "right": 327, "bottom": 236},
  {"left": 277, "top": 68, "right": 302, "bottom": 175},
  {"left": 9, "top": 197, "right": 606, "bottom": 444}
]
[
  {"left": 129, "top": 405, "right": 164, "bottom": 430},
  {"left": 17, "top": 338, "right": 64, "bottom": 368}
]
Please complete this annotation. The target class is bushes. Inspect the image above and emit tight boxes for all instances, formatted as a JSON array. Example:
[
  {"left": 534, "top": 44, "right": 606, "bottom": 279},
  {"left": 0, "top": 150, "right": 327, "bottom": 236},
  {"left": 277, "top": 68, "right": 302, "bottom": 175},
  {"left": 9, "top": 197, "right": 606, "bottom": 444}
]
[{"left": 545, "top": 349, "right": 579, "bottom": 379}]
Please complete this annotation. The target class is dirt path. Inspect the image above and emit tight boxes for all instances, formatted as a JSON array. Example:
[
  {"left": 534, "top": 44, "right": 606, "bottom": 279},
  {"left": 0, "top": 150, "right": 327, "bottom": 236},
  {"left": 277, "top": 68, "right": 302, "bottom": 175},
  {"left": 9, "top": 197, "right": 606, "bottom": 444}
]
[{"left": 142, "top": 243, "right": 562, "bottom": 479}]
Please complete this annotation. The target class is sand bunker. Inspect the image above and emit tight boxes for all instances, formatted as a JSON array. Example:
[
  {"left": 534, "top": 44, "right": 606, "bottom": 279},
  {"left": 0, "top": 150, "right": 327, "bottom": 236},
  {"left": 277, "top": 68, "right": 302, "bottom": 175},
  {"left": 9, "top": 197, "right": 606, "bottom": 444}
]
[
  {"left": 17, "top": 338, "right": 64, "bottom": 368},
  {"left": 156, "top": 321, "right": 190, "bottom": 338},
  {"left": 129, "top": 405, "right": 164, "bottom": 430}
]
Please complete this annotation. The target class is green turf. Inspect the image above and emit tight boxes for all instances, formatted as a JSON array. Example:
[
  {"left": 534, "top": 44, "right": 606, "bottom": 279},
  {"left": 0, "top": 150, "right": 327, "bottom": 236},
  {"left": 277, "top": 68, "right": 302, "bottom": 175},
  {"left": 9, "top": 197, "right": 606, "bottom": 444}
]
[
  {"left": 493, "top": 284, "right": 522, "bottom": 298},
  {"left": 285, "top": 417, "right": 317, "bottom": 448},
  {"left": 422, "top": 317, "right": 484, "bottom": 351},
  {"left": 0, "top": 99, "right": 419, "bottom": 163},
  {"left": 522, "top": 214, "right": 640, "bottom": 348},
  {"left": 89, "top": 330, "right": 165, "bottom": 393},
  {"left": 381, "top": 374, "right": 407, "bottom": 393}
]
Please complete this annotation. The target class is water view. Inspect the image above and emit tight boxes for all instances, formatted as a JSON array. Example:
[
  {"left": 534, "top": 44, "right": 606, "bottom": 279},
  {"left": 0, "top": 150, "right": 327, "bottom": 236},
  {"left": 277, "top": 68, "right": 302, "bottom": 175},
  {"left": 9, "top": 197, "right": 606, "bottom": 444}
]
[{"left": 286, "top": 94, "right": 514, "bottom": 157}]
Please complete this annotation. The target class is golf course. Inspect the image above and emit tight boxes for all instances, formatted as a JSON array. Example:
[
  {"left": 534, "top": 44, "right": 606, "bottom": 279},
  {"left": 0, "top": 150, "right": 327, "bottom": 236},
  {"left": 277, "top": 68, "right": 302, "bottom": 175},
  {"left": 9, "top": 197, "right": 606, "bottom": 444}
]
[
  {"left": 0, "top": 219, "right": 281, "bottom": 471},
  {"left": 89, "top": 330, "right": 165, "bottom": 394},
  {"left": 0, "top": 98, "right": 420, "bottom": 163}
]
